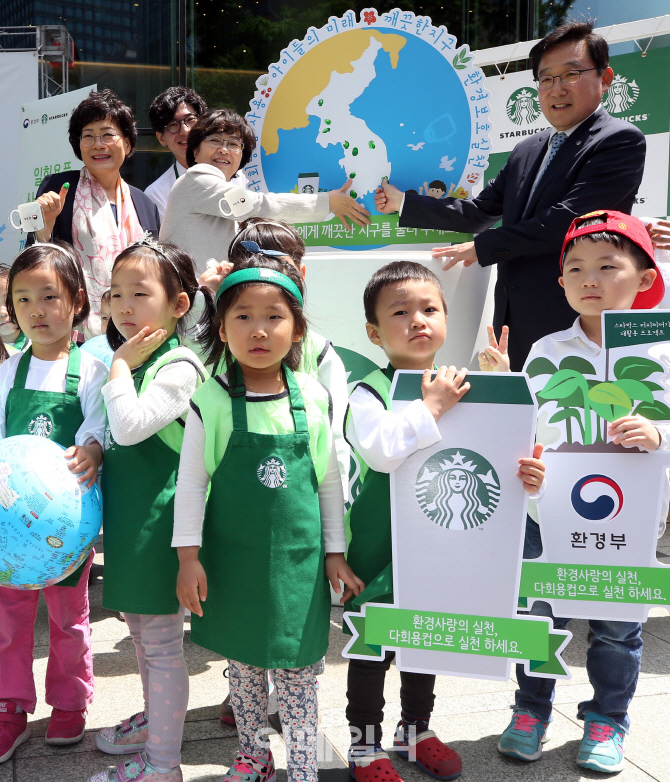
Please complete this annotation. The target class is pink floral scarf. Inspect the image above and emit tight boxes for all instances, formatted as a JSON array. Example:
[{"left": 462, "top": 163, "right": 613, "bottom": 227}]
[{"left": 71, "top": 166, "right": 143, "bottom": 336}]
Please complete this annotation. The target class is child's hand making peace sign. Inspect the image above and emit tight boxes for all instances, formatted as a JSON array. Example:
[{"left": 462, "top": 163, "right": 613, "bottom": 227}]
[{"left": 478, "top": 325, "right": 510, "bottom": 372}]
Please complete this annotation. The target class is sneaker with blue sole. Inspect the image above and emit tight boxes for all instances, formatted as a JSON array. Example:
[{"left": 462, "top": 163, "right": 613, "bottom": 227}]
[
  {"left": 576, "top": 712, "right": 625, "bottom": 773},
  {"left": 498, "top": 709, "right": 550, "bottom": 762}
]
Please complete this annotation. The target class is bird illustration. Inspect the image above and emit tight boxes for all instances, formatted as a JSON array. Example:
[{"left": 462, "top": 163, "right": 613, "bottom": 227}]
[
  {"left": 407, "top": 142, "right": 425, "bottom": 151},
  {"left": 440, "top": 156, "right": 457, "bottom": 171}
]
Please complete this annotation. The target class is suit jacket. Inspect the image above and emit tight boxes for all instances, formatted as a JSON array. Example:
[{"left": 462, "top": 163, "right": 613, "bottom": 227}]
[
  {"left": 400, "top": 109, "right": 646, "bottom": 369},
  {"left": 30, "top": 169, "right": 160, "bottom": 245}
]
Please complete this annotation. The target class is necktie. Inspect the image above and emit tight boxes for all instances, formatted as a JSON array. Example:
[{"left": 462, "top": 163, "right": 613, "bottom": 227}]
[{"left": 526, "top": 131, "right": 568, "bottom": 207}]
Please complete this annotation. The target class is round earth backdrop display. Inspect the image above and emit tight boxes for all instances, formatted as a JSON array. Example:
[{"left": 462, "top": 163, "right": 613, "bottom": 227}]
[
  {"left": 244, "top": 7, "right": 491, "bottom": 248},
  {"left": 0, "top": 435, "right": 103, "bottom": 590}
]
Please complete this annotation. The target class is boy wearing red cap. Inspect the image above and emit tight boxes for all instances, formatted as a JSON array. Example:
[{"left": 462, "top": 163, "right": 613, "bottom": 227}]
[{"left": 479, "top": 210, "right": 667, "bottom": 773}]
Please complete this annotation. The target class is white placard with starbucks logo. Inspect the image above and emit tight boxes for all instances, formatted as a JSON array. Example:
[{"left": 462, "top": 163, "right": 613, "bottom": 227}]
[
  {"left": 343, "top": 370, "right": 574, "bottom": 681},
  {"left": 390, "top": 371, "right": 537, "bottom": 678}
]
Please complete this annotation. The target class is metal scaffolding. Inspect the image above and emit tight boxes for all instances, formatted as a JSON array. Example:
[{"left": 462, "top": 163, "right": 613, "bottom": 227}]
[{"left": 0, "top": 25, "right": 73, "bottom": 97}]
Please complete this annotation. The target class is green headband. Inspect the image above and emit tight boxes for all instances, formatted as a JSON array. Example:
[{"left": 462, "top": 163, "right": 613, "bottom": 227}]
[{"left": 215, "top": 267, "right": 304, "bottom": 307}]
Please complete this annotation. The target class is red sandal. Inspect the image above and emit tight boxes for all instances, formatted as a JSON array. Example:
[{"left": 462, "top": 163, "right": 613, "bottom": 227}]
[
  {"left": 349, "top": 748, "right": 406, "bottom": 782},
  {"left": 393, "top": 729, "right": 462, "bottom": 780}
]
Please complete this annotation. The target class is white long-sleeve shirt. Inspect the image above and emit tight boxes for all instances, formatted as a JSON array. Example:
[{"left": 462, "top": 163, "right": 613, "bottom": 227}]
[
  {"left": 0, "top": 350, "right": 108, "bottom": 446},
  {"left": 346, "top": 384, "right": 441, "bottom": 473},
  {"left": 307, "top": 337, "right": 350, "bottom": 497},
  {"left": 101, "top": 360, "right": 202, "bottom": 446},
  {"left": 172, "top": 387, "right": 346, "bottom": 552}
]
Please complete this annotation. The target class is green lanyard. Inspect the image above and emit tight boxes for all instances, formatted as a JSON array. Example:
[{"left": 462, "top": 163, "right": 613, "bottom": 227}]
[{"left": 173, "top": 162, "right": 181, "bottom": 180}]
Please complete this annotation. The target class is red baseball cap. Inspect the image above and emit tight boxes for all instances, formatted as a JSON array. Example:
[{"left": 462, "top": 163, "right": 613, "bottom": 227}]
[{"left": 560, "top": 210, "right": 664, "bottom": 309}]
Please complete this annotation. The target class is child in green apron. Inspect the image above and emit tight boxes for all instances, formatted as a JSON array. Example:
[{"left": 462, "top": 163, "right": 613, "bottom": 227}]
[
  {"left": 0, "top": 264, "right": 29, "bottom": 356},
  {"left": 87, "top": 237, "right": 212, "bottom": 782},
  {"left": 206, "top": 219, "right": 352, "bottom": 726},
  {"left": 173, "top": 256, "right": 364, "bottom": 782},
  {"left": 0, "top": 242, "right": 107, "bottom": 762},
  {"left": 344, "top": 262, "right": 545, "bottom": 782}
]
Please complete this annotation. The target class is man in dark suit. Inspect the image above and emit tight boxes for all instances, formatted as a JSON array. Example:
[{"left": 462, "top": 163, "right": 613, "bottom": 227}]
[{"left": 375, "top": 21, "right": 646, "bottom": 370}]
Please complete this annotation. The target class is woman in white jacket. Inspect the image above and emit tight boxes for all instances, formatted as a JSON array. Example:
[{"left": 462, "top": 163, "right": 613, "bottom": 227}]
[{"left": 160, "top": 109, "right": 369, "bottom": 275}]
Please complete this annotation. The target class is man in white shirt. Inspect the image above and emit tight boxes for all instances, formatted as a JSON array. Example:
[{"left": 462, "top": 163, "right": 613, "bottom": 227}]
[{"left": 145, "top": 87, "right": 208, "bottom": 219}]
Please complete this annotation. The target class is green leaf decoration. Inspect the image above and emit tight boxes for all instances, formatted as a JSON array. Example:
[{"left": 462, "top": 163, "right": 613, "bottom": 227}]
[
  {"left": 559, "top": 356, "right": 596, "bottom": 374},
  {"left": 526, "top": 356, "right": 558, "bottom": 378},
  {"left": 632, "top": 400, "right": 670, "bottom": 421},
  {"left": 613, "top": 379, "right": 654, "bottom": 403},
  {"left": 613, "top": 356, "right": 663, "bottom": 381},
  {"left": 537, "top": 369, "right": 586, "bottom": 401},
  {"left": 588, "top": 382, "right": 632, "bottom": 420},
  {"left": 452, "top": 49, "right": 473, "bottom": 70},
  {"left": 642, "top": 380, "right": 664, "bottom": 392},
  {"left": 590, "top": 400, "right": 629, "bottom": 423},
  {"left": 548, "top": 408, "right": 583, "bottom": 425},
  {"left": 565, "top": 387, "right": 590, "bottom": 406}
]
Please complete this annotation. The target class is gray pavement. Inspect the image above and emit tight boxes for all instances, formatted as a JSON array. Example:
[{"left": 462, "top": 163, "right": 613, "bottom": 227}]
[{"left": 4, "top": 529, "right": 670, "bottom": 782}]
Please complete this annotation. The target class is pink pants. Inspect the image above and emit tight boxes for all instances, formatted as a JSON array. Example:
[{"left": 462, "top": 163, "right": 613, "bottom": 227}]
[
  {"left": 0, "top": 551, "right": 94, "bottom": 714},
  {"left": 124, "top": 610, "right": 189, "bottom": 770}
]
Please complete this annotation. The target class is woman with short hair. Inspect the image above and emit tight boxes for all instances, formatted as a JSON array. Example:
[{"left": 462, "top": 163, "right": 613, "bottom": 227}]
[
  {"left": 160, "top": 108, "right": 369, "bottom": 275},
  {"left": 31, "top": 89, "right": 160, "bottom": 336}
]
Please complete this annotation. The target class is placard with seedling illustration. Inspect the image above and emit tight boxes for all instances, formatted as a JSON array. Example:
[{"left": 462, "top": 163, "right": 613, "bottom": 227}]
[
  {"left": 343, "top": 371, "right": 572, "bottom": 681},
  {"left": 519, "top": 311, "right": 670, "bottom": 622}
]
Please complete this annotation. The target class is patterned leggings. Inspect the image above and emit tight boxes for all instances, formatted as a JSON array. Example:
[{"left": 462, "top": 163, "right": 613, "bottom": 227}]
[
  {"left": 228, "top": 660, "right": 318, "bottom": 782},
  {"left": 124, "top": 609, "right": 189, "bottom": 770}
]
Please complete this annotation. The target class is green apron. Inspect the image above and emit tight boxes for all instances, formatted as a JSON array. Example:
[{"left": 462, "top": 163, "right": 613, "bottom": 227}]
[
  {"left": 190, "top": 361, "right": 331, "bottom": 669},
  {"left": 5, "top": 343, "right": 88, "bottom": 587},
  {"left": 343, "top": 363, "right": 396, "bottom": 618},
  {"left": 101, "top": 334, "right": 204, "bottom": 615}
]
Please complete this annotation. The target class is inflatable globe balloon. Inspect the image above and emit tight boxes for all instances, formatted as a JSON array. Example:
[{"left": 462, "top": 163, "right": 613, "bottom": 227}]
[
  {"left": 0, "top": 435, "right": 103, "bottom": 590},
  {"left": 80, "top": 334, "right": 114, "bottom": 368}
]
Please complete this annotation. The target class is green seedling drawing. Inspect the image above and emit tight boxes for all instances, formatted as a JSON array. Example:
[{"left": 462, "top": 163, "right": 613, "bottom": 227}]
[{"left": 528, "top": 354, "right": 670, "bottom": 446}]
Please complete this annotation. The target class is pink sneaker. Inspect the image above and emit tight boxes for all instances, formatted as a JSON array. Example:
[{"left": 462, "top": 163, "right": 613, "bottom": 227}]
[
  {"left": 45, "top": 707, "right": 87, "bottom": 745},
  {"left": 96, "top": 711, "right": 149, "bottom": 755},
  {"left": 86, "top": 752, "right": 183, "bottom": 782},
  {"left": 0, "top": 701, "right": 30, "bottom": 763},
  {"left": 221, "top": 752, "right": 276, "bottom": 782}
]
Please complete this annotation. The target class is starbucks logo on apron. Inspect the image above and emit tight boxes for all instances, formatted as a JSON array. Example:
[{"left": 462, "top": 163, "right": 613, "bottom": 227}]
[
  {"left": 257, "top": 456, "right": 287, "bottom": 488},
  {"left": 415, "top": 448, "right": 500, "bottom": 530},
  {"left": 28, "top": 413, "right": 53, "bottom": 438}
]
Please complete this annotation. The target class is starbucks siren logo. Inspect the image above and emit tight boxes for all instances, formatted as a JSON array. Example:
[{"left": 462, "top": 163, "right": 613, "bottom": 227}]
[
  {"left": 41, "top": 113, "right": 48, "bottom": 125},
  {"left": 257, "top": 456, "right": 287, "bottom": 488},
  {"left": 415, "top": 448, "right": 500, "bottom": 530},
  {"left": 603, "top": 74, "right": 639, "bottom": 114},
  {"left": 506, "top": 88, "right": 541, "bottom": 126},
  {"left": 28, "top": 413, "right": 53, "bottom": 438}
]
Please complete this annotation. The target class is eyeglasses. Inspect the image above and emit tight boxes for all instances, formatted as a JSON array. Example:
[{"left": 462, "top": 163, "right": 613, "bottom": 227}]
[
  {"left": 203, "top": 136, "right": 244, "bottom": 152},
  {"left": 80, "top": 132, "right": 120, "bottom": 146},
  {"left": 536, "top": 68, "right": 598, "bottom": 90},
  {"left": 165, "top": 115, "right": 198, "bottom": 134}
]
